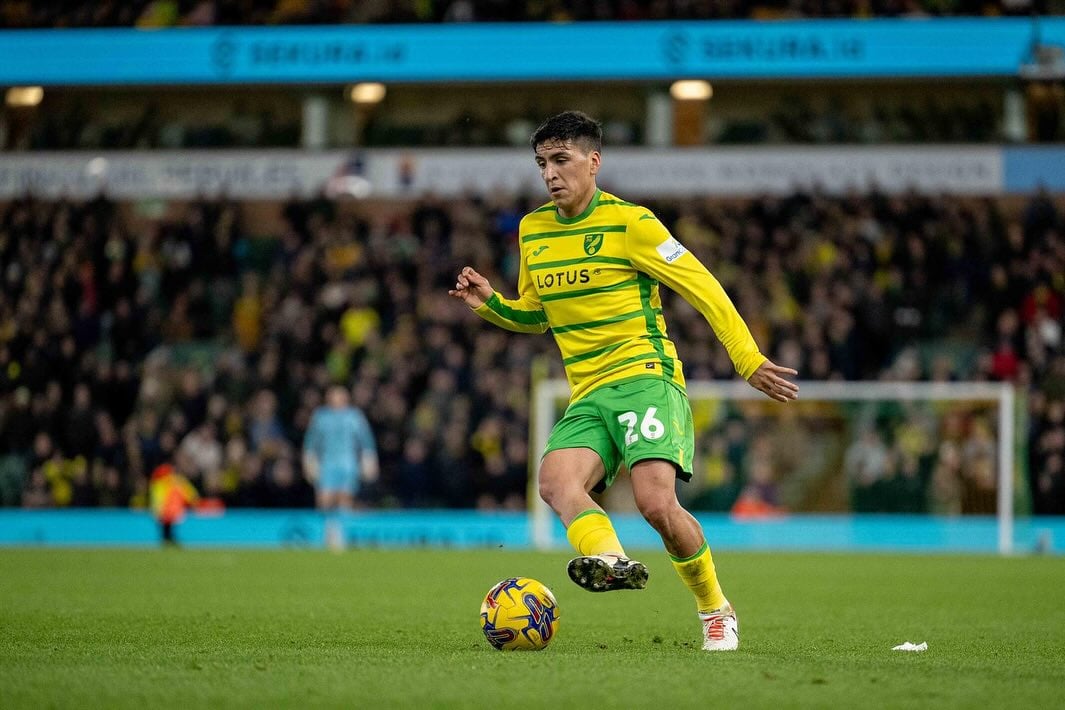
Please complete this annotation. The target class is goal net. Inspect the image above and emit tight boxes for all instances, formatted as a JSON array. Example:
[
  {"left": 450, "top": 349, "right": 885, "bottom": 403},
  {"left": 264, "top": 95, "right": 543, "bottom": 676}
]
[{"left": 529, "top": 379, "right": 1018, "bottom": 553}]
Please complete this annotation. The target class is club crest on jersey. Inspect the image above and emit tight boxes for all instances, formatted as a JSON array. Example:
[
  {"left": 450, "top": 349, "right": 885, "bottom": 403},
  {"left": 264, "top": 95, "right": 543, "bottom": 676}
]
[{"left": 583, "top": 233, "right": 604, "bottom": 255}]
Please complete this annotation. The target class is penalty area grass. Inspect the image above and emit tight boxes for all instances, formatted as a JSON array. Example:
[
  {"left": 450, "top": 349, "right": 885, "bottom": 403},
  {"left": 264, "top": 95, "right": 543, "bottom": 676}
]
[{"left": 1, "top": 548, "right": 1063, "bottom": 708}]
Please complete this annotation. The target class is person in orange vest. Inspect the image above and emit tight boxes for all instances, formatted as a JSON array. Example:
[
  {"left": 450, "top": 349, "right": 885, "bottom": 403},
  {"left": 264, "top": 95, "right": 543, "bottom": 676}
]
[{"left": 149, "top": 463, "right": 200, "bottom": 546}]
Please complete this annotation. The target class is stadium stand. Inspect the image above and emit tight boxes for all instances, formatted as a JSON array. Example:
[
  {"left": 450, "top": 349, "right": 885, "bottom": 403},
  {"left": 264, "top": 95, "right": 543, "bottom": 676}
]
[
  {"left": 0, "top": 190, "right": 1061, "bottom": 514},
  {"left": 0, "top": 0, "right": 1061, "bottom": 519},
  {"left": 9, "top": 94, "right": 1002, "bottom": 151}
]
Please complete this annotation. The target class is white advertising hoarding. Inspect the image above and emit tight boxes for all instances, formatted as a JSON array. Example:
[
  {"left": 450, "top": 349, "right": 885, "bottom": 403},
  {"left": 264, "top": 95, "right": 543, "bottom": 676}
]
[{"left": 0, "top": 147, "right": 1004, "bottom": 200}]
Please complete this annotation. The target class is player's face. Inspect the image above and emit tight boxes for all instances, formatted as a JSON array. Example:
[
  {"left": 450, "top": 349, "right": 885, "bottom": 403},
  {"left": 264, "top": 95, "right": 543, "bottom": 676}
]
[
  {"left": 327, "top": 387, "right": 350, "bottom": 408},
  {"left": 534, "top": 140, "right": 600, "bottom": 218}
]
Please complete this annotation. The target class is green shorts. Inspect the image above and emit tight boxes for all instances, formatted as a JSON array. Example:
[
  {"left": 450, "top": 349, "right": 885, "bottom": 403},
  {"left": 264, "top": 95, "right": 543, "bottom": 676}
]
[{"left": 544, "top": 377, "right": 695, "bottom": 491}]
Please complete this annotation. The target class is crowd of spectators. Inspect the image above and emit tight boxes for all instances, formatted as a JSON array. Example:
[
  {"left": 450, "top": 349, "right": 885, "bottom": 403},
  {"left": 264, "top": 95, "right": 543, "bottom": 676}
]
[
  {"left": 0, "top": 187, "right": 1062, "bottom": 515},
  {"left": 1, "top": 0, "right": 1060, "bottom": 28},
  {"left": 16, "top": 103, "right": 301, "bottom": 152},
  {"left": 743, "top": 96, "right": 1003, "bottom": 145},
  {"left": 366, "top": 95, "right": 1007, "bottom": 148}
]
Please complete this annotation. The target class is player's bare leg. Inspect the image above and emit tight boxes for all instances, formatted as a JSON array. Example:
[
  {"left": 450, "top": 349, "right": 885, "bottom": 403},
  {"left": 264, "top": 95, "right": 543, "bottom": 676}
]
[
  {"left": 318, "top": 490, "right": 347, "bottom": 552},
  {"left": 538, "top": 448, "right": 604, "bottom": 525},
  {"left": 539, "top": 448, "right": 648, "bottom": 592},
  {"left": 631, "top": 459, "right": 738, "bottom": 650},
  {"left": 629, "top": 459, "right": 703, "bottom": 558}
]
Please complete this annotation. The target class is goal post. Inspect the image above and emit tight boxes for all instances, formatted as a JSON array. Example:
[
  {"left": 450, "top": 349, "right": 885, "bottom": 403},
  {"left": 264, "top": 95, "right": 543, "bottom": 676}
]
[{"left": 528, "top": 379, "right": 1018, "bottom": 554}]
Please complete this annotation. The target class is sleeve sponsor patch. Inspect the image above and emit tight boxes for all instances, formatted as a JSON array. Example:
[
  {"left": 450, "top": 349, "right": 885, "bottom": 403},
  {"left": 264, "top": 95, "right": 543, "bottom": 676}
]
[{"left": 655, "top": 237, "right": 688, "bottom": 263}]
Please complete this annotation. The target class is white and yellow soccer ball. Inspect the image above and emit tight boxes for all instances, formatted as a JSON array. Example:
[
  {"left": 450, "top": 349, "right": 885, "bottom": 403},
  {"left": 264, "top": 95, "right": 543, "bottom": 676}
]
[{"left": 479, "top": 577, "right": 560, "bottom": 651}]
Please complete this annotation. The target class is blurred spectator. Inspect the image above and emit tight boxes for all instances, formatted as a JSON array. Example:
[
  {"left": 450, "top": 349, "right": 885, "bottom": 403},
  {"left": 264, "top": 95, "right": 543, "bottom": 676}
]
[
  {"left": 731, "top": 437, "right": 786, "bottom": 518},
  {"left": 63, "top": 383, "right": 98, "bottom": 458},
  {"left": 178, "top": 422, "right": 223, "bottom": 485},
  {"left": 845, "top": 428, "right": 892, "bottom": 512},
  {"left": 1031, "top": 395, "right": 1065, "bottom": 514}
]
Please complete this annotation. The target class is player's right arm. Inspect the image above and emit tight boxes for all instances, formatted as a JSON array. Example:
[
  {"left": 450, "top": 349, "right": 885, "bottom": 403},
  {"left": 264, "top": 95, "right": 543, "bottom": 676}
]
[{"left": 449, "top": 264, "right": 548, "bottom": 334}]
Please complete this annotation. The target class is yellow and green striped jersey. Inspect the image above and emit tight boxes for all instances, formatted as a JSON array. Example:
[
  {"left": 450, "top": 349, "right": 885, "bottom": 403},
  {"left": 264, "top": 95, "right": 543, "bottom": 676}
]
[{"left": 473, "top": 189, "right": 766, "bottom": 402}]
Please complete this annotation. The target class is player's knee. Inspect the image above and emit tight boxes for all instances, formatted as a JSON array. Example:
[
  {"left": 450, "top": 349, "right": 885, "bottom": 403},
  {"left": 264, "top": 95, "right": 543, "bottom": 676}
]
[
  {"left": 538, "top": 475, "right": 559, "bottom": 508},
  {"left": 635, "top": 494, "right": 677, "bottom": 531},
  {"left": 538, "top": 470, "right": 570, "bottom": 511}
]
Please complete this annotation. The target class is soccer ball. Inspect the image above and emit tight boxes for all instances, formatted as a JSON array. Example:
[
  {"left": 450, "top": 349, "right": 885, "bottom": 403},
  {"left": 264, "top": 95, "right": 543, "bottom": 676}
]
[{"left": 479, "top": 577, "right": 560, "bottom": 651}]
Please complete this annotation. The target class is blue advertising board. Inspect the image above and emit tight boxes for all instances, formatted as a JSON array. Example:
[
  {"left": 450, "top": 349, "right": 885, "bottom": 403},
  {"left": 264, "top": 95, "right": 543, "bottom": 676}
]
[
  {"left": 0, "top": 18, "right": 1063, "bottom": 85},
  {"left": 1003, "top": 147, "right": 1065, "bottom": 192},
  {"left": 1, "top": 510, "right": 1063, "bottom": 554}
]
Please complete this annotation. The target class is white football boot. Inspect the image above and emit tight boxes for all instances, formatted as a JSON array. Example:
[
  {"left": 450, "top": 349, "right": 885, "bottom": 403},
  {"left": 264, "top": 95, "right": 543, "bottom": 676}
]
[
  {"left": 567, "top": 553, "right": 649, "bottom": 592},
  {"left": 699, "top": 600, "right": 739, "bottom": 651}
]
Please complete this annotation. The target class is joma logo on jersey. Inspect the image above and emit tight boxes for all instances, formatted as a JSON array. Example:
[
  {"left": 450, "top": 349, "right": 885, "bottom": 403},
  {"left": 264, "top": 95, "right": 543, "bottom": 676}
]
[
  {"left": 583, "top": 233, "right": 604, "bottom": 255},
  {"left": 535, "top": 268, "right": 590, "bottom": 289}
]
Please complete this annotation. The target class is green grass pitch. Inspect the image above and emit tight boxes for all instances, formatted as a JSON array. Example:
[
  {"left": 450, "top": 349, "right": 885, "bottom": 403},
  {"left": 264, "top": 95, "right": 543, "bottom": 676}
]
[{"left": 1, "top": 548, "right": 1063, "bottom": 708}]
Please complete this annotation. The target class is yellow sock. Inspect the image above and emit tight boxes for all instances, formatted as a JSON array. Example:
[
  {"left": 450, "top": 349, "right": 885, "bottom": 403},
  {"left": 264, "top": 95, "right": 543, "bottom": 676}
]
[
  {"left": 565, "top": 509, "right": 625, "bottom": 557},
  {"left": 670, "top": 541, "right": 726, "bottom": 613}
]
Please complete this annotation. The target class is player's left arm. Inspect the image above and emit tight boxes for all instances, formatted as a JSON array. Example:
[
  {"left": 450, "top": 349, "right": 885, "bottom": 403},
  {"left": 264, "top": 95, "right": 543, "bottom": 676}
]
[
  {"left": 301, "top": 412, "right": 322, "bottom": 482},
  {"left": 626, "top": 211, "right": 798, "bottom": 402}
]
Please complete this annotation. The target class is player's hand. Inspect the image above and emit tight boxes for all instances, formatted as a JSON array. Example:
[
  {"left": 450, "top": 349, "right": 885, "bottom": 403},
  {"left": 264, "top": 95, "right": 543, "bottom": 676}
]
[
  {"left": 361, "top": 452, "right": 379, "bottom": 484},
  {"left": 448, "top": 266, "right": 494, "bottom": 308},
  {"left": 302, "top": 454, "right": 319, "bottom": 483},
  {"left": 747, "top": 359, "right": 799, "bottom": 403}
]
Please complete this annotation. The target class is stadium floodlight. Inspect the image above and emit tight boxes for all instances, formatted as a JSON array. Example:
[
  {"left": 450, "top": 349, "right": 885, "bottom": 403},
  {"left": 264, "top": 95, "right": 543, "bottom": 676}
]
[
  {"left": 86, "top": 157, "right": 109, "bottom": 178},
  {"left": 349, "top": 82, "right": 387, "bottom": 105},
  {"left": 5, "top": 86, "right": 43, "bottom": 107},
  {"left": 669, "top": 80, "right": 712, "bottom": 101}
]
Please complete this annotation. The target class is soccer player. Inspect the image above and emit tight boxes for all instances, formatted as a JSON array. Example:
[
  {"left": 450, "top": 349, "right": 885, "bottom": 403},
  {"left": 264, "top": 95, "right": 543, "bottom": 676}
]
[
  {"left": 302, "top": 385, "right": 379, "bottom": 550},
  {"left": 449, "top": 111, "right": 798, "bottom": 651}
]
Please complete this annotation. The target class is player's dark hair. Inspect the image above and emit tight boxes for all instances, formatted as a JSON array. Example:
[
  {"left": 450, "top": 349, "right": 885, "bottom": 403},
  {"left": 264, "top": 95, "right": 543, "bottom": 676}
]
[{"left": 530, "top": 111, "right": 602, "bottom": 154}]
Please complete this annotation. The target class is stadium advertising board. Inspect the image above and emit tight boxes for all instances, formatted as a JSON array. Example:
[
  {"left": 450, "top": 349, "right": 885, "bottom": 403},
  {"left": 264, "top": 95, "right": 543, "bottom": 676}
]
[
  {"left": 1, "top": 510, "right": 1063, "bottom": 553},
  {"left": 0, "top": 19, "right": 1063, "bottom": 84},
  {"left": 0, "top": 147, "right": 1024, "bottom": 199}
]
